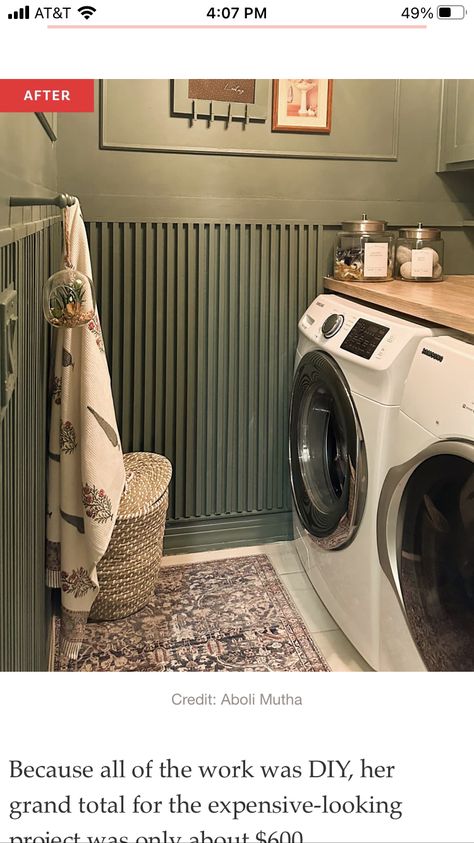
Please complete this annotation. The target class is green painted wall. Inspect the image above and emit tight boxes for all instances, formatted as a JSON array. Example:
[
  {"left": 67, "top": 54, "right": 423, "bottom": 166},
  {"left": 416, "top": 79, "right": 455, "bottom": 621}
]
[
  {"left": 56, "top": 80, "right": 474, "bottom": 551},
  {"left": 58, "top": 80, "right": 474, "bottom": 230},
  {"left": 0, "top": 113, "right": 59, "bottom": 231}
]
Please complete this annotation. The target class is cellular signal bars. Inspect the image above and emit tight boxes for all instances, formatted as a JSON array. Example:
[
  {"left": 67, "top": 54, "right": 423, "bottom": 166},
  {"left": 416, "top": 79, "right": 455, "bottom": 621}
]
[{"left": 8, "top": 5, "right": 29, "bottom": 18}]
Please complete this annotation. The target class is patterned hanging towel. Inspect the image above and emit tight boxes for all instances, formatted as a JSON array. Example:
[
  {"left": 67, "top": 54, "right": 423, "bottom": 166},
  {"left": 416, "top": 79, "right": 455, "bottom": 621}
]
[{"left": 46, "top": 199, "right": 126, "bottom": 661}]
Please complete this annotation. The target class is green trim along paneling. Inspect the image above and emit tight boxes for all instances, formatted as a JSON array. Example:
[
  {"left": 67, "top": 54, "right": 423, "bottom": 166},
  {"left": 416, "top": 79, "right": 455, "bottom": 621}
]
[
  {"left": 87, "top": 219, "right": 319, "bottom": 552},
  {"left": 0, "top": 217, "right": 62, "bottom": 671},
  {"left": 164, "top": 512, "right": 293, "bottom": 555}
]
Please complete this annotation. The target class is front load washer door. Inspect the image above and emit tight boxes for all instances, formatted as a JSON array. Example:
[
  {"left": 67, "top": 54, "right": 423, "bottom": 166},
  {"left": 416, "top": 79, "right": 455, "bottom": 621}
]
[
  {"left": 378, "top": 443, "right": 474, "bottom": 671},
  {"left": 289, "top": 350, "right": 367, "bottom": 550}
]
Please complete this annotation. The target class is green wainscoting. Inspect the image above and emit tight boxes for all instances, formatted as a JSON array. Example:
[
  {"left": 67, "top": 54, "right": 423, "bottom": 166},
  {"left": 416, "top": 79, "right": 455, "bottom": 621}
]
[
  {"left": 87, "top": 220, "right": 319, "bottom": 552},
  {"left": 0, "top": 218, "right": 62, "bottom": 671}
]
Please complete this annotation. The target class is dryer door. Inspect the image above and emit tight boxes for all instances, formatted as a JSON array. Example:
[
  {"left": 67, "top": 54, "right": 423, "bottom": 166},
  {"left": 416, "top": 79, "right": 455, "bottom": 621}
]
[
  {"left": 289, "top": 350, "right": 367, "bottom": 550},
  {"left": 378, "top": 441, "right": 474, "bottom": 671}
]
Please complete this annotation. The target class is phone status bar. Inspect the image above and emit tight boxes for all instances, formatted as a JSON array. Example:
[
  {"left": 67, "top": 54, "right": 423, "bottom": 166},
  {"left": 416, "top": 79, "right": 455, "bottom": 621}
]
[{"left": 3, "top": 2, "right": 469, "bottom": 27}]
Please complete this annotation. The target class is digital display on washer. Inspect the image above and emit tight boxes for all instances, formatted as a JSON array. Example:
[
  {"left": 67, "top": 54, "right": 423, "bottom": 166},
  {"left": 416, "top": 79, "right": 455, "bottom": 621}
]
[{"left": 340, "top": 318, "right": 389, "bottom": 359}]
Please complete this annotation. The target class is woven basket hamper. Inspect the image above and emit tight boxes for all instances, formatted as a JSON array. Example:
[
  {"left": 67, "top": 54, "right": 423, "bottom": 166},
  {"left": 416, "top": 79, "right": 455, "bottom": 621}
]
[{"left": 89, "top": 452, "right": 172, "bottom": 622}]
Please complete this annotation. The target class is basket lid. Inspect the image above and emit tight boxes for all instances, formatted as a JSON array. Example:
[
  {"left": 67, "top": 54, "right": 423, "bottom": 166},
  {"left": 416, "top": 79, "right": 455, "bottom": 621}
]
[{"left": 119, "top": 452, "right": 172, "bottom": 518}]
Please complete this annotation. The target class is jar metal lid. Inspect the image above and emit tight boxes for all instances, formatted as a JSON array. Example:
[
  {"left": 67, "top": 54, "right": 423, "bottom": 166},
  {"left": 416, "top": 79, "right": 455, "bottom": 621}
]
[
  {"left": 341, "top": 213, "right": 386, "bottom": 233},
  {"left": 399, "top": 223, "right": 441, "bottom": 240}
]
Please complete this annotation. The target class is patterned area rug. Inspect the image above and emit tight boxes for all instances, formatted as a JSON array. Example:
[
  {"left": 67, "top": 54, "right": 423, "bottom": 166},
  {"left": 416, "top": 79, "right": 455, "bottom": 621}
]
[{"left": 56, "top": 554, "right": 330, "bottom": 672}]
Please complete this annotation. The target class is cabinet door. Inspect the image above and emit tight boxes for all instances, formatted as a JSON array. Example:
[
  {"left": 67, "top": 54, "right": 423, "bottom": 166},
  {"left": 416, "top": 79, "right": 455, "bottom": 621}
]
[{"left": 438, "top": 80, "right": 474, "bottom": 171}]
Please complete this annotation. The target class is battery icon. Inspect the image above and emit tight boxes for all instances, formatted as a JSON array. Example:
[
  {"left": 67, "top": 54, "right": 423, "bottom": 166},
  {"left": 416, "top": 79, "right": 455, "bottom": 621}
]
[{"left": 437, "top": 5, "right": 466, "bottom": 17}]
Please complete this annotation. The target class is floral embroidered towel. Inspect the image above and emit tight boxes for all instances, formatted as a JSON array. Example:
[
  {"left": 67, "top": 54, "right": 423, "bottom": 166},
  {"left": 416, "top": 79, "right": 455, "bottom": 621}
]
[{"left": 46, "top": 199, "right": 125, "bottom": 660}]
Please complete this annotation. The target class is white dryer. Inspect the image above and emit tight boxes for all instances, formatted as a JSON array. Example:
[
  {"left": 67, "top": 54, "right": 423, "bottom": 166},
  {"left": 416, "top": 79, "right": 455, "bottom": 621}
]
[
  {"left": 377, "top": 335, "right": 474, "bottom": 671},
  {"left": 289, "top": 294, "right": 442, "bottom": 669}
]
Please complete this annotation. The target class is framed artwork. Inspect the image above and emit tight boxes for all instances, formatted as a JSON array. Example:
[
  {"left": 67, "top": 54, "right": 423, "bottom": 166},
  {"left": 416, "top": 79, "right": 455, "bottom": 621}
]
[
  {"left": 272, "top": 80, "right": 333, "bottom": 133},
  {"left": 35, "top": 112, "right": 58, "bottom": 141}
]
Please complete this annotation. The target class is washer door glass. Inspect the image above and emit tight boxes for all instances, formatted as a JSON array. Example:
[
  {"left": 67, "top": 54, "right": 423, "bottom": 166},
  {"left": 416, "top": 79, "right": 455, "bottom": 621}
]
[
  {"left": 289, "top": 350, "right": 367, "bottom": 549},
  {"left": 399, "top": 453, "right": 474, "bottom": 671}
]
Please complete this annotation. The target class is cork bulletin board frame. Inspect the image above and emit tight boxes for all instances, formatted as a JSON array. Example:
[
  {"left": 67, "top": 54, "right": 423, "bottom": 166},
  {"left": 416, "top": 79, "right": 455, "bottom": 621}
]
[{"left": 171, "top": 79, "right": 269, "bottom": 122}]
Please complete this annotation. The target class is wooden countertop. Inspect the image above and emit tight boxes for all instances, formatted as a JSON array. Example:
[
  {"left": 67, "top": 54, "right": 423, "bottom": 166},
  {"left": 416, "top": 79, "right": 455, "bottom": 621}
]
[{"left": 324, "top": 275, "right": 474, "bottom": 336}]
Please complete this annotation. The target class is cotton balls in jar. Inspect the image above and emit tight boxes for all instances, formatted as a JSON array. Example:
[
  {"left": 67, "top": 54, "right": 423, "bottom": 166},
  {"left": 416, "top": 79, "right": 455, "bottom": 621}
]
[{"left": 396, "top": 244, "right": 443, "bottom": 280}]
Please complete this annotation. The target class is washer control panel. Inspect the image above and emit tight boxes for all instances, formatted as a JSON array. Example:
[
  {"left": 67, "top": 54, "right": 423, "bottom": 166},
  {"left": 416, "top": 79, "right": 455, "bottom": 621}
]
[
  {"left": 321, "top": 313, "right": 344, "bottom": 338},
  {"left": 340, "top": 317, "right": 389, "bottom": 359}
]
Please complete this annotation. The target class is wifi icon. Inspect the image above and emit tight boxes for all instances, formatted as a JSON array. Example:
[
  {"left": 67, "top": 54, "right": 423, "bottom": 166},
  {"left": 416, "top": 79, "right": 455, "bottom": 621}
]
[{"left": 77, "top": 5, "right": 96, "bottom": 18}]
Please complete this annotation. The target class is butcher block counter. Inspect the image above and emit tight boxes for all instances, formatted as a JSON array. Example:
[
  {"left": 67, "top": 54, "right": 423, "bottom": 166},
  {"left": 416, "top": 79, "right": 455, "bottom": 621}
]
[{"left": 324, "top": 275, "right": 474, "bottom": 336}]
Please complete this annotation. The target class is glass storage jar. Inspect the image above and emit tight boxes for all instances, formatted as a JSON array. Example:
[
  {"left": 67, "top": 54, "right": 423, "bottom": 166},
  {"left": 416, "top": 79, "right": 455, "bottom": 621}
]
[
  {"left": 334, "top": 214, "right": 395, "bottom": 282},
  {"left": 395, "top": 224, "right": 444, "bottom": 281}
]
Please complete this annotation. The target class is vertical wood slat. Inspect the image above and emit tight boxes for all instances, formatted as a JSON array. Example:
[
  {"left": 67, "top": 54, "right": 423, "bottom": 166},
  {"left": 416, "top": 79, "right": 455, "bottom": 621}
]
[
  {"left": 0, "top": 219, "right": 62, "bottom": 671},
  {"left": 175, "top": 223, "right": 187, "bottom": 519},
  {"left": 195, "top": 223, "right": 207, "bottom": 518},
  {"left": 143, "top": 223, "right": 155, "bottom": 452},
  {"left": 185, "top": 224, "right": 197, "bottom": 518},
  {"left": 89, "top": 219, "right": 318, "bottom": 528}
]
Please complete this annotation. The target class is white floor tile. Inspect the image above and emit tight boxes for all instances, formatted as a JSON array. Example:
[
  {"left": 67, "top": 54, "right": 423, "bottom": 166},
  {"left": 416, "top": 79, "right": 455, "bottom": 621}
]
[
  {"left": 312, "top": 629, "right": 373, "bottom": 672},
  {"left": 264, "top": 543, "right": 304, "bottom": 576},
  {"left": 280, "top": 572, "right": 338, "bottom": 633}
]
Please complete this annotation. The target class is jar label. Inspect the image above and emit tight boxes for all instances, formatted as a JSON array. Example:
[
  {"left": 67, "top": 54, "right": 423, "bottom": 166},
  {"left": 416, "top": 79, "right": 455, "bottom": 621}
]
[
  {"left": 411, "top": 248, "right": 433, "bottom": 277},
  {"left": 364, "top": 242, "right": 389, "bottom": 278}
]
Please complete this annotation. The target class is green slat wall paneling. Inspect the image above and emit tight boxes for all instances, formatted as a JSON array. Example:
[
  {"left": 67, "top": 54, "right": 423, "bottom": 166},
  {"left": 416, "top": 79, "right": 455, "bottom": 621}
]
[
  {"left": 215, "top": 223, "right": 228, "bottom": 515},
  {"left": 133, "top": 223, "right": 144, "bottom": 450},
  {"left": 0, "top": 218, "right": 62, "bottom": 670},
  {"left": 121, "top": 222, "right": 133, "bottom": 447},
  {"left": 164, "top": 223, "right": 176, "bottom": 514},
  {"left": 298, "top": 225, "right": 307, "bottom": 322},
  {"left": 17, "top": 237, "right": 24, "bottom": 669},
  {"left": 227, "top": 223, "right": 238, "bottom": 515},
  {"left": 316, "top": 224, "right": 325, "bottom": 294},
  {"left": 175, "top": 222, "right": 187, "bottom": 519},
  {"left": 111, "top": 222, "right": 123, "bottom": 436},
  {"left": 185, "top": 223, "right": 197, "bottom": 518},
  {"left": 257, "top": 225, "right": 269, "bottom": 512},
  {"left": 276, "top": 225, "right": 288, "bottom": 511},
  {"left": 143, "top": 223, "right": 155, "bottom": 452},
  {"left": 154, "top": 223, "right": 165, "bottom": 461},
  {"left": 268, "top": 224, "right": 278, "bottom": 509},
  {"left": 88, "top": 220, "right": 98, "bottom": 294},
  {"left": 87, "top": 219, "right": 319, "bottom": 552},
  {"left": 99, "top": 223, "right": 110, "bottom": 346},
  {"left": 1, "top": 244, "right": 11, "bottom": 668},
  {"left": 205, "top": 224, "right": 217, "bottom": 516},
  {"left": 195, "top": 222, "right": 207, "bottom": 519},
  {"left": 287, "top": 226, "right": 301, "bottom": 345},
  {"left": 247, "top": 223, "right": 258, "bottom": 512},
  {"left": 237, "top": 223, "right": 248, "bottom": 514}
]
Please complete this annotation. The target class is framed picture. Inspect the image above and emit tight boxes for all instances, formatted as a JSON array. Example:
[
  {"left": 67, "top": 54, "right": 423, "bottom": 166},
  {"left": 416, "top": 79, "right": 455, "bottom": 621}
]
[{"left": 272, "top": 80, "right": 333, "bottom": 134}]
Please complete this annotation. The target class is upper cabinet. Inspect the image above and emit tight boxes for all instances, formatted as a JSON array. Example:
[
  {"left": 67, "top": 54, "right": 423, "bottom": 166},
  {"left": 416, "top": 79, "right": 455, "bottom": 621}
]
[{"left": 438, "top": 80, "right": 474, "bottom": 171}]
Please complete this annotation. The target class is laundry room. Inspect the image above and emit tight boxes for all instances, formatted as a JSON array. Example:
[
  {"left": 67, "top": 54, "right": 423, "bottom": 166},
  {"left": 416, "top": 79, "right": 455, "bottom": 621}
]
[{"left": 1, "top": 79, "right": 473, "bottom": 674}]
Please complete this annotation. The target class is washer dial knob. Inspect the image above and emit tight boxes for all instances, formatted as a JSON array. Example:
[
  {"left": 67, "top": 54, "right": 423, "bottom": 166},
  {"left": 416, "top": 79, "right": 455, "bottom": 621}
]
[{"left": 321, "top": 313, "right": 344, "bottom": 338}]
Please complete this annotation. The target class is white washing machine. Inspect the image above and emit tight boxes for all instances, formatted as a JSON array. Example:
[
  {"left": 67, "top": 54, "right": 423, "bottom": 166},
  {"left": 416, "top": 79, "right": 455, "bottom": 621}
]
[
  {"left": 289, "top": 294, "right": 443, "bottom": 670},
  {"left": 377, "top": 335, "right": 474, "bottom": 671}
]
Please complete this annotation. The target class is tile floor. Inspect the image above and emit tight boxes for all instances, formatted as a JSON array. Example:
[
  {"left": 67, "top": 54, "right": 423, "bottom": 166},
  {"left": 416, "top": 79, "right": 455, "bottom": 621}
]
[{"left": 162, "top": 540, "right": 372, "bottom": 672}]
